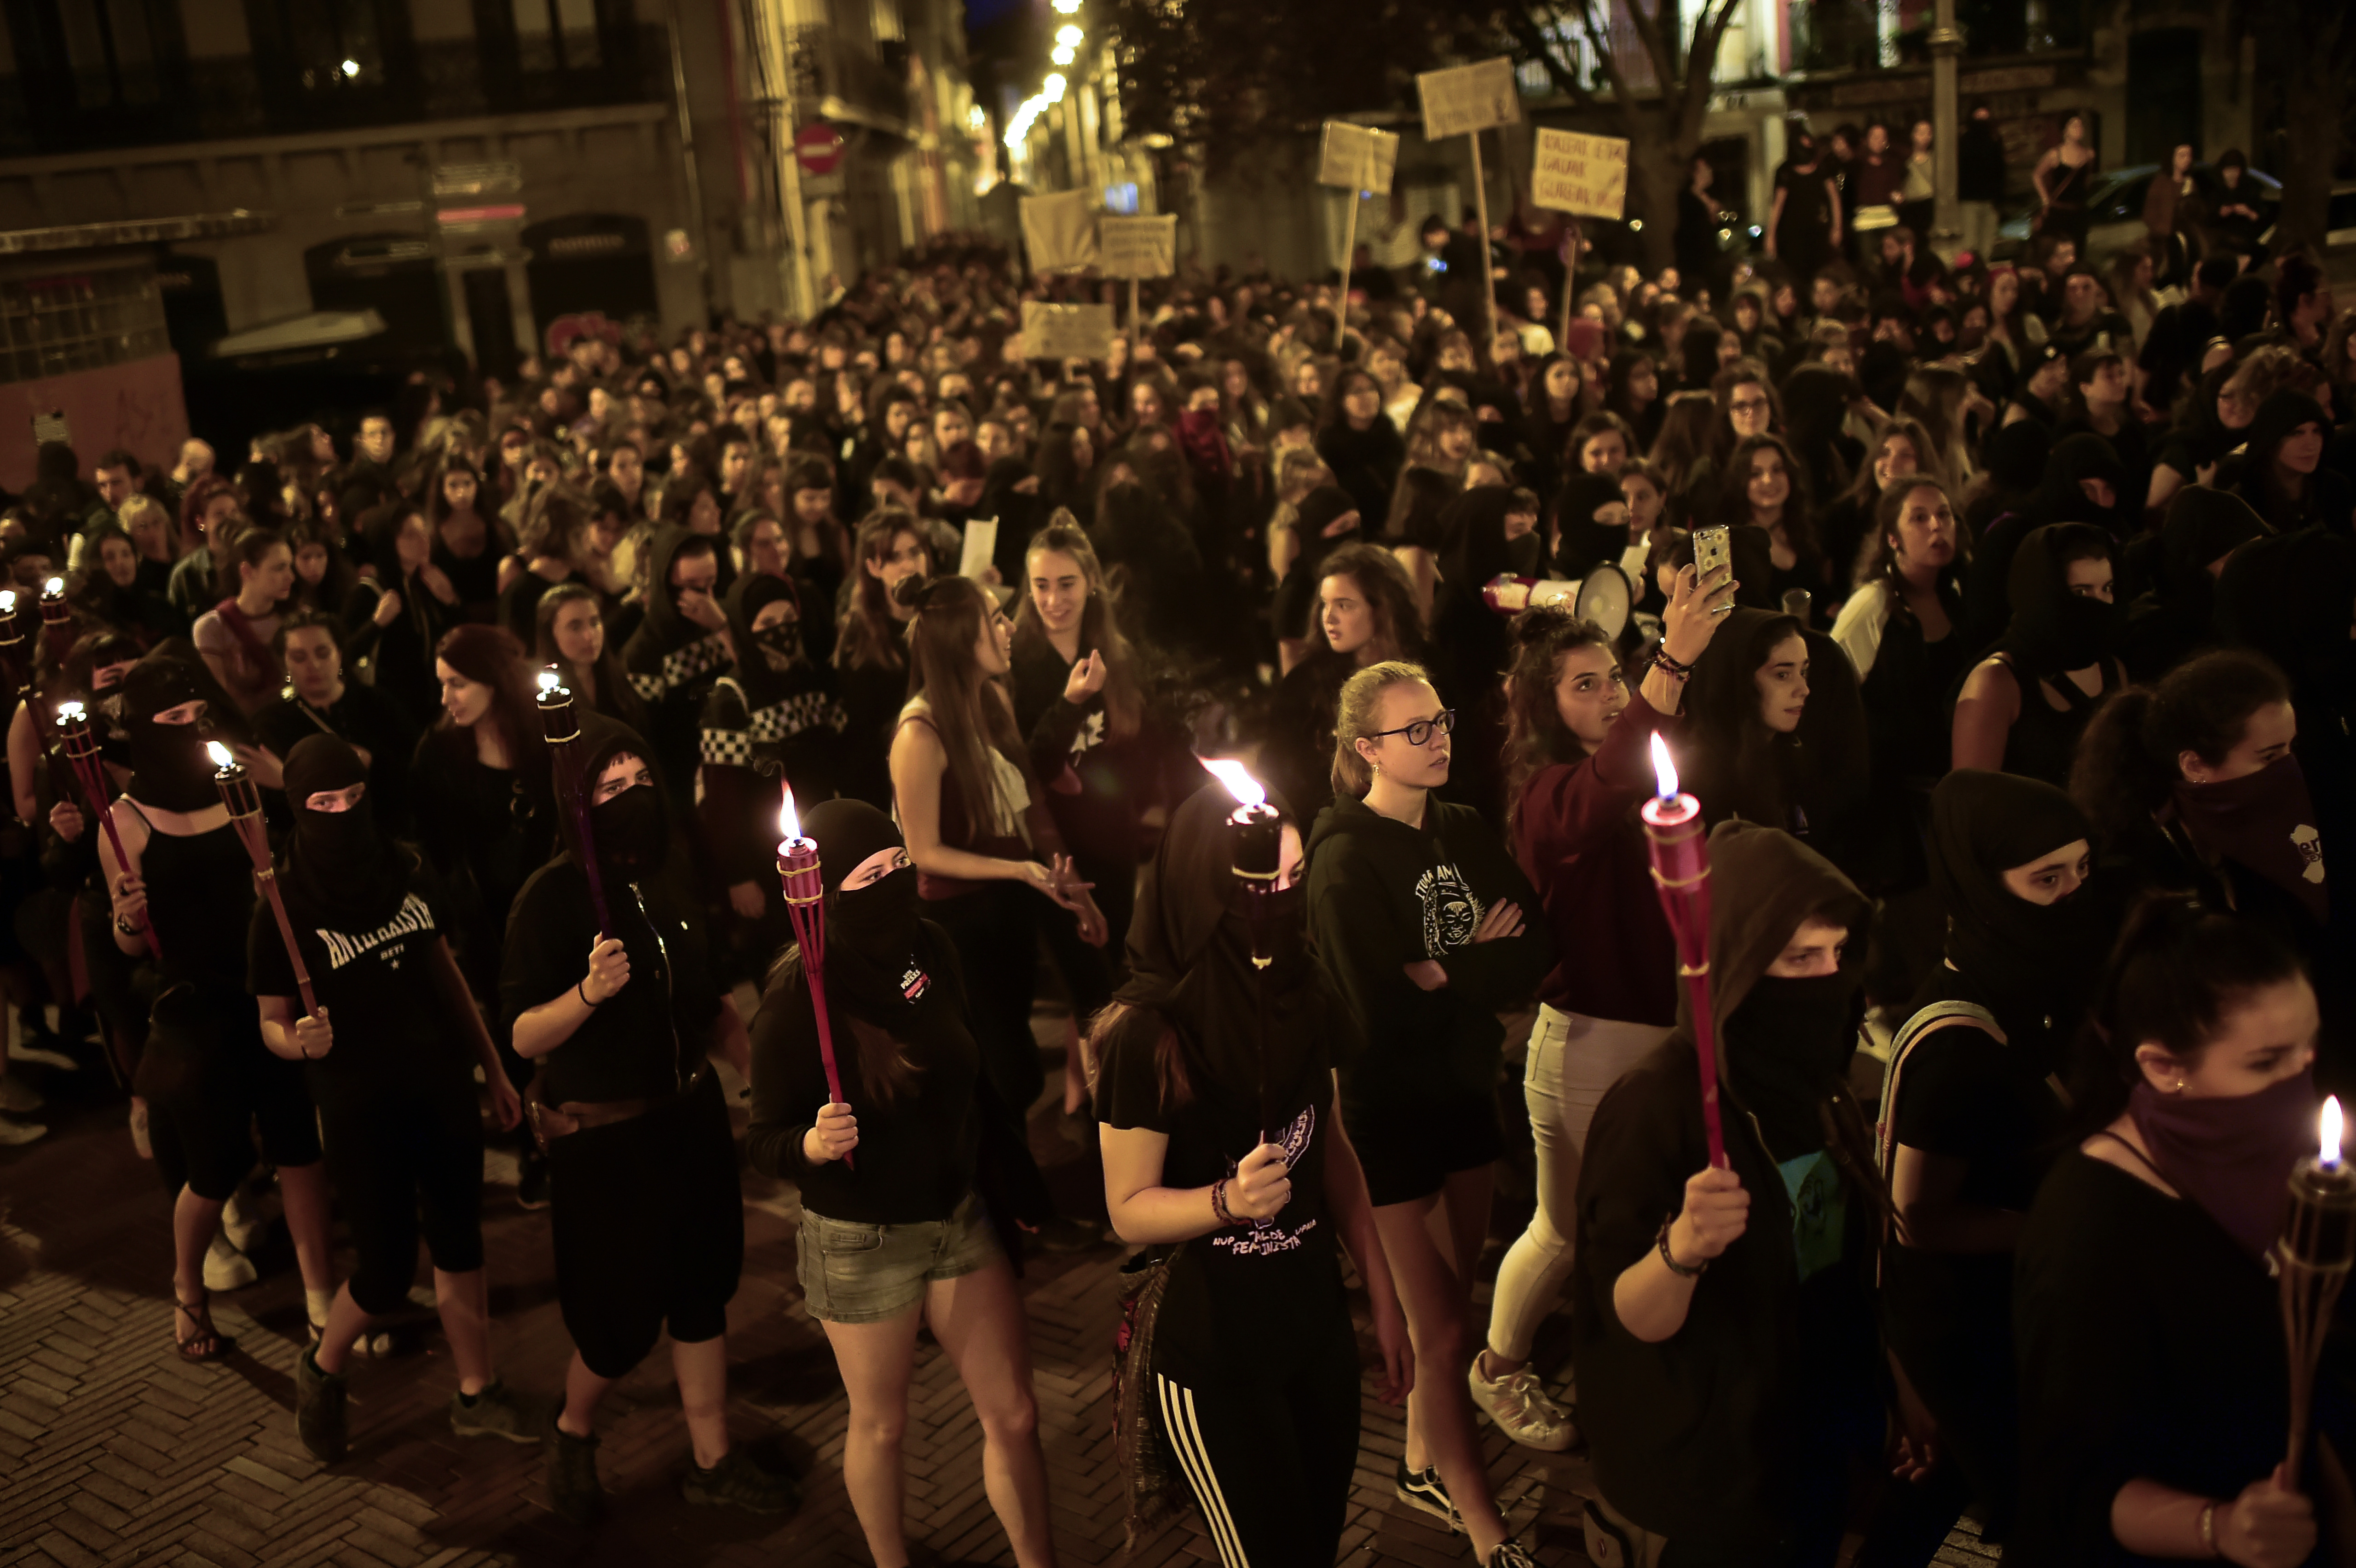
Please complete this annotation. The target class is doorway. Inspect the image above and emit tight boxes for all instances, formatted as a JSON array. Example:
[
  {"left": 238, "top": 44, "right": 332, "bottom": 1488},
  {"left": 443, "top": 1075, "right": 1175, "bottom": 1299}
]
[
  {"left": 462, "top": 269, "right": 520, "bottom": 381},
  {"left": 2126, "top": 29, "right": 2202, "bottom": 168}
]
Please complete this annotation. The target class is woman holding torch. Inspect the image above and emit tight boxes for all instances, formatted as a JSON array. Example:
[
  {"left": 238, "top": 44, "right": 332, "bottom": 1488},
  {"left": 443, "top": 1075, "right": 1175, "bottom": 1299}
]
[
  {"left": 498, "top": 711, "right": 793, "bottom": 1526},
  {"left": 2013, "top": 896, "right": 2322, "bottom": 1567},
  {"left": 746, "top": 798, "right": 1057, "bottom": 1568},
  {"left": 254, "top": 736, "right": 536, "bottom": 1463},
  {"left": 1093, "top": 778, "right": 1412, "bottom": 1568},
  {"left": 1569, "top": 821, "right": 1895, "bottom": 1564},
  {"left": 100, "top": 652, "right": 333, "bottom": 1360},
  {"left": 1305, "top": 660, "right": 1553, "bottom": 1568}
]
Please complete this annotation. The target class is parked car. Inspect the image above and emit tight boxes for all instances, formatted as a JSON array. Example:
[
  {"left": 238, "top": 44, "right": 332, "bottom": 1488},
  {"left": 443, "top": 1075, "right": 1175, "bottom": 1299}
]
[{"left": 1992, "top": 162, "right": 2282, "bottom": 265}]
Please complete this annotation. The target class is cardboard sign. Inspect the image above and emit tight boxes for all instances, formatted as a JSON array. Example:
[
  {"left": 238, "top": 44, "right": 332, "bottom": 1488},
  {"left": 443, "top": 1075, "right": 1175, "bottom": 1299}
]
[
  {"left": 1531, "top": 127, "right": 1629, "bottom": 219},
  {"left": 1317, "top": 122, "right": 1400, "bottom": 195},
  {"left": 1020, "top": 300, "right": 1117, "bottom": 362},
  {"left": 1098, "top": 213, "right": 1177, "bottom": 279},
  {"left": 958, "top": 517, "right": 999, "bottom": 582},
  {"left": 1020, "top": 190, "right": 1099, "bottom": 273},
  {"left": 1417, "top": 58, "right": 1522, "bottom": 142}
]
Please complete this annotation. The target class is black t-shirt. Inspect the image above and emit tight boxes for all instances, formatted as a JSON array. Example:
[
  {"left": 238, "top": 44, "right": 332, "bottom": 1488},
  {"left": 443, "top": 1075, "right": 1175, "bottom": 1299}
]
[
  {"left": 248, "top": 862, "right": 468, "bottom": 1110},
  {"left": 744, "top": 921, "right": 983, "bottom": 1225},
  {"left": 1094, "top": 1013, "right": 1345, "bottom": 1385},
  {"left": 499, "top": 857, "right": 722, "bottom": 1105}
]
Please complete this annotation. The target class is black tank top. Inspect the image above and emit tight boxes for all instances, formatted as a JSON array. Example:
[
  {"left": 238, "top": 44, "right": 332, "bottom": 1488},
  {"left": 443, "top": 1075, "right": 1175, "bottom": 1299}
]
[
  {"left": 133, "top": 806, "right": 257, "bottom": 989},
  {"left": 1996, "top": 655, "right": 2115, "bottom": 789}
]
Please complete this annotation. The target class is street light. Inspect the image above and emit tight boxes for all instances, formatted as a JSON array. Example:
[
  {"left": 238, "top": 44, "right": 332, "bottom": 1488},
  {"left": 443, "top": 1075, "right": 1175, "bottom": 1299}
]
[
  {"left": 1056, "top": 23, "right": 1083, "bottom": 44},
  {"left": 1045, "top": 72, "right": 1067, "bottom": 102}
]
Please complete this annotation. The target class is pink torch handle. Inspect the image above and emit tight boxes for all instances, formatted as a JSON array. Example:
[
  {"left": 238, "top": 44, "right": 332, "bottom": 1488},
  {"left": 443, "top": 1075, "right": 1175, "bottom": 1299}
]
[
  {"left": 1641, "top": 792, "right": 1727, "bottom": 1170},
  {"left": 64, "top": 732, "right": 161, "bottom": 962},
  {"left": 780, "top": 839, "right": 852, "bottom": 1169}
]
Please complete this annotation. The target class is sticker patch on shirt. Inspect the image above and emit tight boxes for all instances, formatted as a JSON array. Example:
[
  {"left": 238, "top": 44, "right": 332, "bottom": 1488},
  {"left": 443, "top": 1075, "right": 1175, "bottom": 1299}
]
[
  {"left": 1213, "top": 1105, "right": 1319, "bottom": 1259},
  {"left": 1412, "top": 862, "right": 1482, "bottom": 957},
  {"left": 900, "top": 963, "right": 929, "bottom": 1003},
  {"left": 313, "top": 892, "right": 436, "bottom": 972},
  {"left": 1779, "top": 1149, "right": 1848, "bottom": 1282}
]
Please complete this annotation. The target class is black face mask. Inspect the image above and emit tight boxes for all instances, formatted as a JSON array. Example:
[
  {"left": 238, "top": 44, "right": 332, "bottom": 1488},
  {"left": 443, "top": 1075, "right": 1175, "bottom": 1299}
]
[
  {"left": 128, "top": 717, "right": 222, "bottom": 813},
  {"left": 1506, "top": 532, "right": 1544, "bottom": 577},
  {"left": 832, "top": 865, "right": 918, "bottom": 956},
  {"left": 754, "top": 620, "right": 804, "bottom": 669},
  {"left": 1727, "top": 968, "right": 1863, "bottom": 1160},
  {"left": 2049, "top": 591, "right": 2118, "bottom": 669},
  {"left": 1225, "top": 879, "right": 1311, "bottom": 979},
  {"left": 589, "top": 783, "right": 667, "bottom": 872}
]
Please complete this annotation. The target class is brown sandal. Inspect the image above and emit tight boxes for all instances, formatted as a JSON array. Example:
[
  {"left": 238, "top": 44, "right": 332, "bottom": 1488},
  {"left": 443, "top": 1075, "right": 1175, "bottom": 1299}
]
[{"left": 173, "top": 1291, "right": 233, "bottom": 1362}]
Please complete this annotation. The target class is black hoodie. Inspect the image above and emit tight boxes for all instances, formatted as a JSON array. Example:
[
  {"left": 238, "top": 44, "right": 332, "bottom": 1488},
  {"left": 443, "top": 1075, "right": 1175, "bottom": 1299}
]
[
  {"left": 1570, "top": 823, "right": 1879, "bottom": 1551},
  {"left": 1305, "top": 792, "right": 1551, "bottom": 1123},
  {"left": 621, "top": 526, "right": 733, "bottom": 805}
]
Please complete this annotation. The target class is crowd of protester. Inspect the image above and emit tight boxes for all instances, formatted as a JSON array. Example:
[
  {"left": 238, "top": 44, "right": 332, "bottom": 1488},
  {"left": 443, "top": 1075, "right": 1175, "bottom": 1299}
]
[{"left": 0, "top": 116, "right": 2351, "bottom": 1562}]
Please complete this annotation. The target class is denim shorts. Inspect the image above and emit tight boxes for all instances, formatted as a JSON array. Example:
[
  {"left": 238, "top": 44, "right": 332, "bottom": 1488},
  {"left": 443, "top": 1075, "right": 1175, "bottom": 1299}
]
[{"left": 796, "top": 1190, "right": 1002, "bottom": 1323}]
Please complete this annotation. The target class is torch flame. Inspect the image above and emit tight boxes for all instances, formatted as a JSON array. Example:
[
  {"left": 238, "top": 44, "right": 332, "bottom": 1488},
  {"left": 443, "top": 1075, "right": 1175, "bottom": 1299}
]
[
  {"left": 205, "top": 741, "right": 235, "bottom": 769},
  {"left": 1202, "top": 758, "right": 1266, "bottom": 811},
  {"left": 0, "top": 591, "right": 14, "bottom": 612},
  {"left": 537, "top": 667, "right": 560, "bottom": 693},
  {"left": 778, "top": 784, "right": 802, "bottom": 845},
  {"left": 57, "top": 700, "right": 83, "bottom": 721},
  {"left": 42, "top": 577, "right": 62, "bottom": 597},
  {"left": 1648, "top": 732, "right": 1680, "bottom": 802},
  {"left": 2325, "top": 1096, "right": 2343, "bottom": 1170}
]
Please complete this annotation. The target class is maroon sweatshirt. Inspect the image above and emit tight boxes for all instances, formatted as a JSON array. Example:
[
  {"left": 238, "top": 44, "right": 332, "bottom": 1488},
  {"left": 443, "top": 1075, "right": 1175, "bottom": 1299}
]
[{"left": 1513, "top": 690, "right": 1680, "bottom": 1026}]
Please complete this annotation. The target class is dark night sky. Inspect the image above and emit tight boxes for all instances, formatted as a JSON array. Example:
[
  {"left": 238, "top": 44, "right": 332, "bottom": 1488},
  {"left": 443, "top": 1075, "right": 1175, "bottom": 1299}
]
[{"left": 965, "top": 0, "right": 1027, "bottom": 29}]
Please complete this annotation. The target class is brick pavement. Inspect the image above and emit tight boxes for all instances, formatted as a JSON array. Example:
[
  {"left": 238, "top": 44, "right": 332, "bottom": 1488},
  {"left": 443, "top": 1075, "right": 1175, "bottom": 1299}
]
[{"left": 0, "top": 1009, "right": 1615, "bottom": 1568}]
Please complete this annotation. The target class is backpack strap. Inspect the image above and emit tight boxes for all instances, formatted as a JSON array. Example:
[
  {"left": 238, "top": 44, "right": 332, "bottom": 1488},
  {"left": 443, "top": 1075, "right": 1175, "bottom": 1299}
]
[{"left": 1873, "top": 1000, "right": 2004, "bottom": 1271}]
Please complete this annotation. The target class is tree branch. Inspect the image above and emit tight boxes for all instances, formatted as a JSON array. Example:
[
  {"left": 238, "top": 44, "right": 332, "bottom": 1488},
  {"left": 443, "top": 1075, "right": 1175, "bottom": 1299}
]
[{"left": 1494, "top": 0, "right": 1600, "bottom": 110}]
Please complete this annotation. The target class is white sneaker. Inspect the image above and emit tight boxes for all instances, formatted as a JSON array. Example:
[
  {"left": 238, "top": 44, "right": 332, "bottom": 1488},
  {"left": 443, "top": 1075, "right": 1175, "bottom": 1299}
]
[
  {"left": 0, "top": 1113, "right": 45, "bottom": 1146},
  {"left": 223, "top": 1188, "right": 272, "bottom": 1254},
  {"left": 12, "top": 1043, "right": 76, "bottom": 1071},
  {"left": 0, "top": 1073, "right": 43, "bottom": 1114},
  {"left": 1467, "top": 1355, "right": 1576, "bottom": 1452},
  {"left": 203, "top": 1232, "right": 257, "bottom": 1292}
]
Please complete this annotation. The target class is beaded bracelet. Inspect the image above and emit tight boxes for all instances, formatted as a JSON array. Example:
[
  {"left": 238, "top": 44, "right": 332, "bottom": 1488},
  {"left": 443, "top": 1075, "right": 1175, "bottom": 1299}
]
[
  {"left": 1211, "top": 1178, "right": 1237, "bottom": 1227},
  {"left": 1651, "top": 646, "right": 1696, "bottom": 681},
  {"left": 1656, "top": 1216, "right": 1707, "bottom": 1278}
]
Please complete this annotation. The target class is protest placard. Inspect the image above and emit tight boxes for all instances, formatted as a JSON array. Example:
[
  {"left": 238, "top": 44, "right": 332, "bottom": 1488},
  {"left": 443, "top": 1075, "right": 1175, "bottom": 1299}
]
[
  {"left": 1415, "top": 58, "right": 1521, "bottom": 142},
  {"left": 1316, "top": 122, "right": 1400, "bottom": 195},
  {"left": 1098, "top": 213, "right": 1177, "bottom": 279},
  {"left": 957, "top": 518, "right": 999, "bottom": 583},
  {"left": 1532, "top": 127, "right": 1630, "bottom": 219},
  {"left": 1020, "top": 300, "right": 1117, "bottom": 362},
  {"left": 1020, "top": 190, "right": 1098, "bottom": 273}
]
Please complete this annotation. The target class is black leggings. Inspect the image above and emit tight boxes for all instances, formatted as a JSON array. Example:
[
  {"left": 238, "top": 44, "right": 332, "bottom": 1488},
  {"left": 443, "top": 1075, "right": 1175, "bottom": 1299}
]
[
  {"left": 319, "top": 1075, "right": 486, "bottom": 1316},
  {"left": 1150, "top": 1328, "right": 1360, "bottom": 1568}
]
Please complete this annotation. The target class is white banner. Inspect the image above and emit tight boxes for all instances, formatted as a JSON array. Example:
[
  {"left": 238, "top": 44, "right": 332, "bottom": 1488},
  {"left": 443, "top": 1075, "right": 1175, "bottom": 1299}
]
[
  {"left": 1020, "top": 190, "right": 1099, "bottom": 273},
  {"left": 1317, "top": 122, "right": 1401, "bottom": 194},
  {"left": 1098, "top": 213, "right": 1177, "bottom": 279},
  {"left": 1417, "top": 58, "right": 1522, "bottom": 141},
  {"left": 1020, "top": 300, "right": 1118, "bottom": 362}
]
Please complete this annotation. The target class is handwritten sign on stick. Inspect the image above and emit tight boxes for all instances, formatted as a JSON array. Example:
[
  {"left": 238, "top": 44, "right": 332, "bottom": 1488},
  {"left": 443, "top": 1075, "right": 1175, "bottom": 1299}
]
[
  {"left": 1531, "top": 127, "right": 1629, "bottom": 220},
  {"left": 1317, "top": 122, "right": 1400, "bottom": 194},
  {"left": 1416, "top": 58, "right": 1522, "bottom": 142},
  {"left": 1020, "top": 300, "right": 1117, "bottom": 362},
  {"left": 1098, "top": 214, "right": 1177, "bottom": 279}
]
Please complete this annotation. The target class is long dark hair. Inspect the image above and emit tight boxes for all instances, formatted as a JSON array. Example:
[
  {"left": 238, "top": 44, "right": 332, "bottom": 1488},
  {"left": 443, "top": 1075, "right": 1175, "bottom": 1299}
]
[
  {"left": 433, "top": 623, "right": 547, "bottom": 788},
  {"left": 834, "top": 511, "right": 925, "bottom": 673},
  {"left": 2067, "top": 649, "right": 2291, "bottom": 850},
  {"left": 1718, "top": 432, "right": 1819, "bottom": 558},
  {"left": 1312, "top": 542, "right": 1425, "bottom": 663},
  {"left": 898, "top": 574, "right": 1029, "bottom": 847},
  {"left": 1500, "top": 605, "right": 1618, "bottom": 830}
]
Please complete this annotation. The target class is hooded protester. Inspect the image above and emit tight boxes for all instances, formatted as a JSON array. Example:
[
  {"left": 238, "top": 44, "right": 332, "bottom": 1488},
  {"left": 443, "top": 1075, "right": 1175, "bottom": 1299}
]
[
  {"left": 499, "top": 711, "right": 792, "bottom": 1527},
  {"left": 2217, "top": 528, "right": 2356, "bottom": 862},
  {"left": 1681, "top": 607, "right": 1873, "bottom": 872},
  {"left": 1430, "top": 486, "right": 1532, "bottom": 819},
  {"left": 259, "top": 736, "right": 535, "bottom": 1462},
  {"left": 976, "top": 453, "right": 1048, "bottom": 584},
  {"left": 1553, "top": 470, "right": 1639, "bottom": 581},
  {"left": 2014, "top": 897, "right": 2322, "bottom": 1567},
  {"left": 1952, "top": 522, "right": 2125, "bottom": 786},
  {"left": 256, "top": 607, "right": 420, "bottom": 835},
  {"left": 1878, "top": 770, "right": 2104, "bottom": 1547},
  {"left": 2117, "top": 487, "right": 2269, "bottom": 680},
  {"left": 619, "top": 525, "right": 733, "bottom": 807},
  {"left": 1305, "top": 660, "right": 1553, "bottom": 1568},
  {"left": 1570, "top": 822, "right": 1900, "bottom": 1563},
  {"left": 343, "top": 502, "right": 456, "bottom": 732},
  {"left": 102, "top": 651, "right": 334, "bottom": 1364},
  {"left": 699, "top": 569, "right": 848, "bottom": 958},
  {"left": 1092, "top": 782, "right": 1411, "bottom": 1568},
  {"left": 1271, "top": 483, "right": 1363, "bottom": 650},
  {"left": 745, "top": 798, "right": 1057, "bottom": 1568},
  {"left": 1963, "top": 418, "right": 2050, "bottom": 540},
  {"left": 1965, "top": 432, "right": 2125, "bottom": 653},
  {"left": 2231, "top": 389, "right": 2351, "bottom": 537}
]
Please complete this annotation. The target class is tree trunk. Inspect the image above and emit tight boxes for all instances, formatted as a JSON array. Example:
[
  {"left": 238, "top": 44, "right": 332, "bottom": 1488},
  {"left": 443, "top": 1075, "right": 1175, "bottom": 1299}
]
[
  {"left": 1627, "top": 124, "right": 1689, "bottom": 275},
  {"left": 2268, "top": 5, "right": 2348, "bottom": 257}
]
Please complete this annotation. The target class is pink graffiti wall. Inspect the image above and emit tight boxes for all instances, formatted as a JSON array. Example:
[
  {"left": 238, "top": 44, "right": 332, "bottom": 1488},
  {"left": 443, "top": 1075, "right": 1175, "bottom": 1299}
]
[{"left": 0, "top": 355, "right": 188, "bottom": 493}]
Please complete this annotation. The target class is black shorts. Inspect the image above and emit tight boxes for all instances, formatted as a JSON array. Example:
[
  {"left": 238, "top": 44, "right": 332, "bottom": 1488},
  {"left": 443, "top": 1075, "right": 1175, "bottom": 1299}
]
[
  {"left": 547, "top": 1071, "right": 744, "bottom": 1379},
  {"left": 143, "top": 988, "right": 322, "bottom": 1202},
  {"left": 1341, "top": 1084, "right": 1503, "bottom": 1209},
  {"left": 318, "top": 1074, "right": 486, "bottom": 1316}
]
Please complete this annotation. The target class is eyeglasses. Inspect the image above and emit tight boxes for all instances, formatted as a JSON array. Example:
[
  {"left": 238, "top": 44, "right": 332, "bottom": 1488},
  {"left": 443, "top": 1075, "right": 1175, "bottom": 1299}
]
[
  {"left": 1729, "top": 397, "right": 1771, "bottom": 414},
  {"left": 1367, "top": 709, "right": 1456, "bottom": 747}
]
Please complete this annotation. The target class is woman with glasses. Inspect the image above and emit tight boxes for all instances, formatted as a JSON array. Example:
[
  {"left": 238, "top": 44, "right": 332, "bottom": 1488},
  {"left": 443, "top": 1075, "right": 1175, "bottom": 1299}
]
[{"left": 1305, "top": 661, "right": 1553, "bottom": 1568}]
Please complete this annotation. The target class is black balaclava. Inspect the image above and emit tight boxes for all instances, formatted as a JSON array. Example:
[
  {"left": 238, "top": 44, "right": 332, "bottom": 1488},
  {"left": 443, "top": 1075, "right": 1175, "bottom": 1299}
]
[
  {"left": 1999, "top": 523, "right": 2118, "bottom": 679},
  {"left": 1983, "top": 419, "right": 2051, "bottom": 499},
  {"left": 1928, "top": 769, "right": 2109, "bottom": 1060},
  {"left": 2218, "top": 529, "right": 2356, "bottom": 705},
  {"left": 2030, "top": 432, "right": 2126, "bottom": 536},
  {"left": 119, "top": 654, "right": 220, "bottom": 813},
  {"left": 282, "top": 734, "right": 408, "bottom": 929},
  {"left": 1553, "top": 472, "right": 1630, "bottom": 578},
  {"left": 1437, "top": 487, "right": 1519, "bottom": 588},
  {"left": 1291, "top": 484, "right": 1362, "bottom": 579},
  {"left": 554, "top": 711, "right": 671, "bottom": 876},
  {"left": 805, "top": 797, "right": 924, "bottom": 1015},
  {"left": 2159, "top": 486, "right": 2267, "bottom": 621},
  {"left": 722, "top": 569, "right": 815, "bottom": 711}
]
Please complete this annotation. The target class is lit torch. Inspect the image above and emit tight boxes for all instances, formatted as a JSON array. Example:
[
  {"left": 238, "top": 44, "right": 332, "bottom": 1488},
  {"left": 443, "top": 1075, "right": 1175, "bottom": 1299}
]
[
  {"left": 777, "top": 784, "right": 851, "bottom": 1168},
  {"left": 209, "top": 740, "right": 316, "bottom": 1016},
  {"left": 1640, "top": 733, "right": 1726, "bottom": 1170},
  {"left": 57, "top": 699, "right": 156, "bottom": 962},
  {"left": 2279, "top": 1094, "right": 2356, "bottom": 1479},
  {"left": 536, "top": 666, "right": 611, "bottom": 938},
  {"left": 1204, "top": 758, "right": 1287, "bottom": 1138}
]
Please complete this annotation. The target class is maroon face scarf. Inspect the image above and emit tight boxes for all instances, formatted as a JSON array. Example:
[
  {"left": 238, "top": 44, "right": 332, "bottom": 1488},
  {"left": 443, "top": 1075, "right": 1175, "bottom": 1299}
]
[
  {"left": 2128, "top": 1067, "right": 2318, "bottom": 1262},
  {"left": 2171, "top": 755, "right": 2329, "bottom": 926}
]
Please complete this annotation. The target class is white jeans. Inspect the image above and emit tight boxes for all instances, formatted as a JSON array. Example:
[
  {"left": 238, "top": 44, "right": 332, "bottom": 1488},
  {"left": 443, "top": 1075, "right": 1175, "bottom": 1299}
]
[{"left": 1485, "top": 1003, "right": 1672, "bottom": 1364}]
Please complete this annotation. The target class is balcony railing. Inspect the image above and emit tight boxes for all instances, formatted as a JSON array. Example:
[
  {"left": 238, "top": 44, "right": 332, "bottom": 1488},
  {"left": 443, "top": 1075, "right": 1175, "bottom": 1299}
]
[
  {"left": 1786, "top": 0, "right": 2085, "bottom": 73},
  {"left": 784, "top": 26, "right": 909, "bottom": 133}
]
